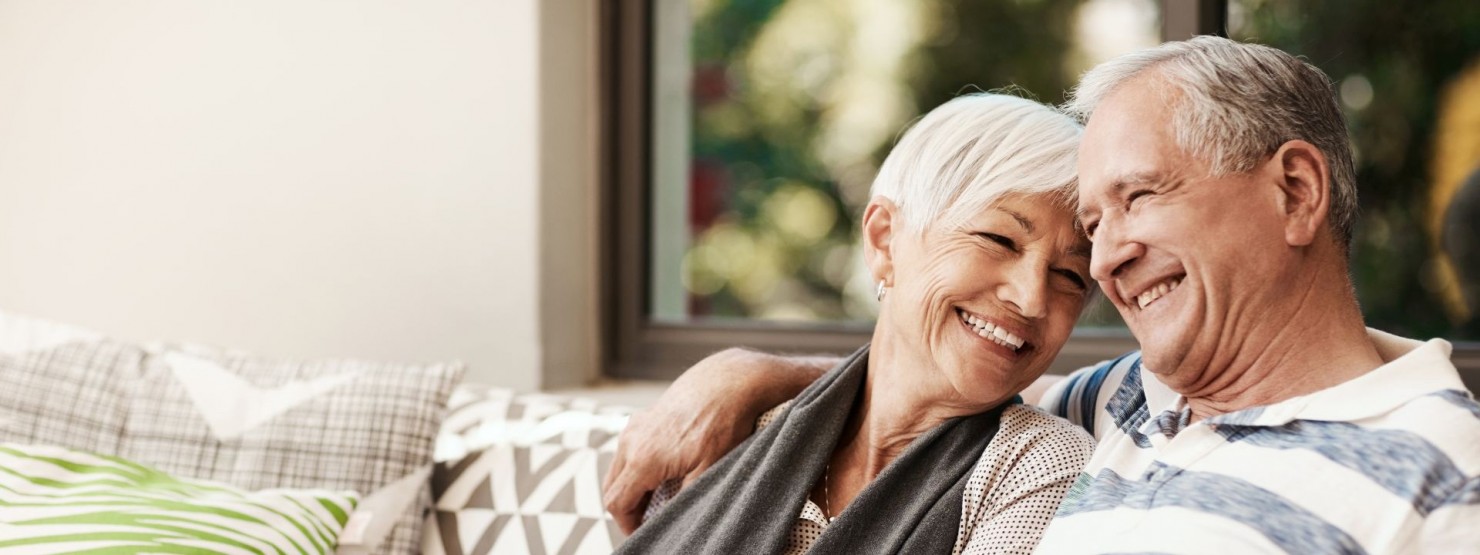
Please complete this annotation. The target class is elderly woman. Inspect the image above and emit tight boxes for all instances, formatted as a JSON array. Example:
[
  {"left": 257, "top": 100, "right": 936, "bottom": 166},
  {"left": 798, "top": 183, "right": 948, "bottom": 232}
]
[{"left": 615, "top": 94, "right": 1095, "bottom": 554}]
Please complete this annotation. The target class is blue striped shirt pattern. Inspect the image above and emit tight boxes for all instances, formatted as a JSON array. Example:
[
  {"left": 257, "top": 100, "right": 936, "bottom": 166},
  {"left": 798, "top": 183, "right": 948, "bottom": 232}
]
[{"left": 1034, "top": 330, "right": 1480, "bottom": 554}]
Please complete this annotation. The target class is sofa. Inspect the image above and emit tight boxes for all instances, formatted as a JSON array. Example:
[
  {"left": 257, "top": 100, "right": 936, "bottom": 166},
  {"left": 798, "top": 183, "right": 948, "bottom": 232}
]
[{"left": 0, "top": 310, "right": 632, "bottom": 554}]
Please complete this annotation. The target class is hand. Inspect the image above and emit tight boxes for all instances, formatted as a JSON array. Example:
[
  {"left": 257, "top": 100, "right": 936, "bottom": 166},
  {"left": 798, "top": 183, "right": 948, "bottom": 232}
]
[{"left": 602, "top": 348, "right": 831, "bottom": 534}]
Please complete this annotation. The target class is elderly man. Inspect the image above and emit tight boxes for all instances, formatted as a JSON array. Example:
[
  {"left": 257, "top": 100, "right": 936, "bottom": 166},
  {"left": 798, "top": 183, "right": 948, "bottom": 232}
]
[{"left": 604, "top": 37, "right": 1480, "bottom": 553}]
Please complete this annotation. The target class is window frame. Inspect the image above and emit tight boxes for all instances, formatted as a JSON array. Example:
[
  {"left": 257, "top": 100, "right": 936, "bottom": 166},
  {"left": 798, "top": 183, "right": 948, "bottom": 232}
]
[{"left": 599, "top": 0, "right": 1480, "bottom": 391}]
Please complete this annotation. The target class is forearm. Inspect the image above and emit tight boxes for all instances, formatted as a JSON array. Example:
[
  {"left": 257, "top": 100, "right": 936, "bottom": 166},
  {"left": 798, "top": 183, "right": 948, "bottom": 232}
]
[
  {"left": 604, "top": 347, "right": 838, "bottom": 533},
  {"left": 717, "top": 348, "right": 836, "bottom": 412}
]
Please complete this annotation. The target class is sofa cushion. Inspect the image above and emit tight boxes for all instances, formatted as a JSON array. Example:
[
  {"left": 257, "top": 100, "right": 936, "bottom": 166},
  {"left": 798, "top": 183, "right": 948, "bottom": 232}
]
[
  {"left": 0, "top": 338, "right": 140, "bottom": 455},
  {"left": 425, "top": 386, "right": 630, "bottom": 554},
  {"left": 0, "top": 442, "right": 360, "bottom": 553},
  {"left": 131, "top": 344, "right": 463, "bottom": 554},
  {"left": 0, "top": 310, "right": 464, "bottom": 555}
]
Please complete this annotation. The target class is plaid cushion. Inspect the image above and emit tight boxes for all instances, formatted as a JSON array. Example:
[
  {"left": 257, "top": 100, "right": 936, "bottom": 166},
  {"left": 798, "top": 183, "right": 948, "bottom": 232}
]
[
  {"left": 425, "top": 386, "right": 630, "bottom": 554},
  {"left": 0, "top": 339, "right": 140, "bottom": 455},
  {"left": 0, "top": 311, "right": 464, "bottom": 554}
]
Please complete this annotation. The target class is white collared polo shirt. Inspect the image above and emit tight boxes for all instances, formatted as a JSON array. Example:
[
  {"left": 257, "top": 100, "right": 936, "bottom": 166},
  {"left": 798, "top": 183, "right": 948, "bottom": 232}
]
[{"left": 1035, "top": 329, "right": 1480, "bottom": 554}]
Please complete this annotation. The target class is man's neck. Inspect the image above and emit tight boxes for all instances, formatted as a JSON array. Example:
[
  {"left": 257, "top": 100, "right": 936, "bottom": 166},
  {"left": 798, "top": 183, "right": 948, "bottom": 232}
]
[{"left": 1180, "top": 267, "right": 1385, "bottom": 422}]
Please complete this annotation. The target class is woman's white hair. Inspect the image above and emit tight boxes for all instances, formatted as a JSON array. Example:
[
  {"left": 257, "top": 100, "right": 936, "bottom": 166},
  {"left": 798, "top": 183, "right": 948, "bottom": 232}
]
[
  {"left": 1062, "top": 35, "right": 1358, "bottom": 251},
  {"left": 869, "top": 93, "right": 1082, "bottom": 235}
]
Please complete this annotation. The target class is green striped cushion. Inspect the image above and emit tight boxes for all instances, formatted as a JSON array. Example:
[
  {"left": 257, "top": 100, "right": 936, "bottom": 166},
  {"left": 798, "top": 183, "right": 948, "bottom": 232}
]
[{"left": 0, "top": 443, "right": 359, "bottom": 554}]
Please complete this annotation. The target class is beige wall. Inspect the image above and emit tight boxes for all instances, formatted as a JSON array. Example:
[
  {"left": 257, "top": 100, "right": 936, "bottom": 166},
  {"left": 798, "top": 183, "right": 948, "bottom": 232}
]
[{"left": 0, "top": 1, "right": 599, "bottom": 390}]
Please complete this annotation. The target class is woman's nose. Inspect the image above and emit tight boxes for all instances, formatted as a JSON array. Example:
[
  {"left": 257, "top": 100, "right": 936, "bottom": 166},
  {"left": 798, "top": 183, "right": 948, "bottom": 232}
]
[{"left": 997, "top": 264, "right": 1049, "bottom": 320}]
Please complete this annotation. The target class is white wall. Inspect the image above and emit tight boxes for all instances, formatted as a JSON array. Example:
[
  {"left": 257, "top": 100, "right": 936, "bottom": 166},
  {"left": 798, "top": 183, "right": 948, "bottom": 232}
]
[{"left": 0, "top": 0, "right": 600, "bottom": 390}]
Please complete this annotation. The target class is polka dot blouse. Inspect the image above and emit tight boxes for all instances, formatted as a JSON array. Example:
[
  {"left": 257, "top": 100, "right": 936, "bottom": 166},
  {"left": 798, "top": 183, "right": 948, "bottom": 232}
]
[{"left": 645, "top": 403, "right": 1094, "bottom": 554}]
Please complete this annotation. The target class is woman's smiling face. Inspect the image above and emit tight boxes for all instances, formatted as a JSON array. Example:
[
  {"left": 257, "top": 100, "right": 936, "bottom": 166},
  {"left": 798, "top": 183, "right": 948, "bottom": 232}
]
[{"left": 869, "top": 193, "right": 1092, "bottom": 406}]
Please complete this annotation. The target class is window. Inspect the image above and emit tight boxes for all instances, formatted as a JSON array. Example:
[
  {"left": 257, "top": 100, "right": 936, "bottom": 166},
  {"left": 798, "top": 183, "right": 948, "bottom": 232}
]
[
  {"left": 648, "top": 0, "right": 1160, "bottom": 329},
  {"left": 603, "top": 0, "right": 1480, "bottom": 387}
]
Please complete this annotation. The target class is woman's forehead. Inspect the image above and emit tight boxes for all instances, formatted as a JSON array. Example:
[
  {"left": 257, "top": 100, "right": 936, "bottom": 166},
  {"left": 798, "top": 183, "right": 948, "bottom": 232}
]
[
  {"left": 941, "top": 197, "right": 1090, "bottom": 254},
  {"left": 951, "top": 194, "right": 1079, "bottom": 229}
]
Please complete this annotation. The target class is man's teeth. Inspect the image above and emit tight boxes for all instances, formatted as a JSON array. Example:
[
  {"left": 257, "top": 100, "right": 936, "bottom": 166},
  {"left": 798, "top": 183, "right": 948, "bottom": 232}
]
[
  {"left": 1135, "top": 277, "right": 1183, "bottom": 309},
  {"left": 959, "top": 311, "right": 1025, "bottom": 350}
]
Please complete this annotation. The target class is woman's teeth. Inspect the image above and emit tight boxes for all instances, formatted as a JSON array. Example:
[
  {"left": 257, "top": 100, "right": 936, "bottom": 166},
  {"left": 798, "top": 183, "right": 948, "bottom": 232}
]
[
  {"left": 958, "top": 310, "right": 1025, "bottom": 351},
  {"left": 1136, "top": 277, "right": 1183, "bottom": 309}
]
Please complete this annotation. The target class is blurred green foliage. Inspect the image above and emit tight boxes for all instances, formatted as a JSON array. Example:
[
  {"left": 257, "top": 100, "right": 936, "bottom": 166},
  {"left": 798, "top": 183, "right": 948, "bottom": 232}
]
[
  {"left": 1231, "top": 0, "right": 1480, "bottom": 339},
  {"left": 681, "top": 0, "right": 1124, "bottom": 323},
  {"left": 675, "top": 0, "right": 1480, "bottom": 340}
]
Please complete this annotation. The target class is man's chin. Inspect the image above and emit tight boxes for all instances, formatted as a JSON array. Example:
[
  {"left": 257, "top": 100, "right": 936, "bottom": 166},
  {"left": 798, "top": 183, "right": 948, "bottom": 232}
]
[
  {"left": 1137, "top": 338, "right": 1206, "bottom": 394},
  {"left": 1128, "top": 323, "right": 1185, "bottom": 371}
]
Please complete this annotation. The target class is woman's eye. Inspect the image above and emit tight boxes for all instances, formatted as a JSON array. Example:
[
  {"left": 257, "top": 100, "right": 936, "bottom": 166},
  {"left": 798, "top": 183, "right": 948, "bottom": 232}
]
[
  {"left": 1055, "top": 269, "right": 1088, "bottom": 291},
  {"left": 978, "top": 233, "right": 1016, "bottom": 251}
]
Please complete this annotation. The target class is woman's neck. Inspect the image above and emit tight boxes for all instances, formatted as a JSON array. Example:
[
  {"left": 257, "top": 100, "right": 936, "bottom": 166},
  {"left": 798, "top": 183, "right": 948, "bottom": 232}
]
[
  {"left": 849, "top": 336, "right": 1012, "bottom": 466},
  {"left": 840, "top": 369, "right": 954, "bottom": 476},
  {"left": 819, "top": 341, "right": 1010, "bottom": 516}
]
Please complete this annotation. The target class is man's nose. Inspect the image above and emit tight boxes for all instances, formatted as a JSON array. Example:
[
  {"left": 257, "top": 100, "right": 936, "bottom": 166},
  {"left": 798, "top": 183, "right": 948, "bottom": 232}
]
[{"left": 1090, "top": 216, "right": 1143, "bottom": 282}]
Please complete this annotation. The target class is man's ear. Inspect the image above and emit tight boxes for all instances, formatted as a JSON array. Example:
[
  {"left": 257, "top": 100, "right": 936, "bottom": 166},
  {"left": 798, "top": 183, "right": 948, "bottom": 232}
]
[
  {"left": 861, "top": 196, "right": 899, "bottom": 284},
  {"left": 1268, "top": 140, "right": 1331, "bottom": 248}
]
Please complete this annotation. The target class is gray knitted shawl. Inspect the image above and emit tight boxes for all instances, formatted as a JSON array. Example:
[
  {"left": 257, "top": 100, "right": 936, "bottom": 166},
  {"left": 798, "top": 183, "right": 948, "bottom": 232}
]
[{"left": 616, "top": 345, "right": 1011, "bottom": 554}]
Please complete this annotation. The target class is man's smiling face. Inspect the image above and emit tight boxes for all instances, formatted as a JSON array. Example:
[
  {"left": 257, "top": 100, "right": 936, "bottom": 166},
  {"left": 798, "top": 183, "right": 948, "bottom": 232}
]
[{"left": 1075, "top": 74, "right": 1294, "bottom": 388}]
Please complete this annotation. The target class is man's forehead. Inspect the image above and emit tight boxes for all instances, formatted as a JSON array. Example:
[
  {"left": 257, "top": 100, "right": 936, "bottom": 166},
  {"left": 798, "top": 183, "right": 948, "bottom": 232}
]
[
  {"left": 1076, "top": 95, "right": 1182, "bottom": 215},
  {"left": 1078, "top": 76, "right": 1177, "bottom": 157}
]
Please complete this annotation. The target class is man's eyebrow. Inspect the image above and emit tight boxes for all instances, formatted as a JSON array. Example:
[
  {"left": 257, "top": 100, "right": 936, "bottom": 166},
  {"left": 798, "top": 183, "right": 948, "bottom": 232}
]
[
  {"left": 997, "top": 208, "right": 1035, "bottom": 233},
  {"left": 1107, "top": 172, "right": 1164, "bottom": 197},
  {"left": 1076, "top": 205, "right": 1096, "bottom": 222},
  {"left": 1077, "top": 171, "right": 1165, "bottom": 221},
  {"left": 1117, "top": 171, "right": 1164, "bottom": 186}
]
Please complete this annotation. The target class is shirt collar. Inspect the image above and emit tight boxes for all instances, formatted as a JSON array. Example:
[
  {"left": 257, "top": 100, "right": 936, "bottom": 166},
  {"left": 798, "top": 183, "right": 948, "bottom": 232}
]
[
  {"left": 1274, "top": 329, "right": 1462, "bottom": 423},
  {"left": 1142, "top": 364, "right": 1179, "bottom": 416},
  {"left": 1157, "top": 329, "right": 1464, "bottom": 427}
]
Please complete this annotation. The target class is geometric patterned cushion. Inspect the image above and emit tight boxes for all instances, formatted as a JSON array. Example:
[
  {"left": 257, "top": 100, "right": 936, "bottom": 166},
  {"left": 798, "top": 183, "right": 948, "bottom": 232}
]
[
  {"left": 426, "top": 386, "right": 631, "bottom": 554},
  {"left": 0, "top": 310, "right": 465, "bottom": 555}
]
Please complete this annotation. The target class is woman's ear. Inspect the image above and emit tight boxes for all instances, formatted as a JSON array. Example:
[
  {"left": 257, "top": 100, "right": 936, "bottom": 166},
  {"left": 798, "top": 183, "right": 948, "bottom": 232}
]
[
  {"left": 1268, "top": 140, "right": 1331, "bottom": 248},
  {"left": 861, "top": 196, "right": 899, "bottom": 283}
]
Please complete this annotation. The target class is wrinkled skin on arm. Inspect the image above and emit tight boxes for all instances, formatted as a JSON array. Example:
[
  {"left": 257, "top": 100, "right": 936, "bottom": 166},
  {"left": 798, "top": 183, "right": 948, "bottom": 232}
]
[{"left": 601, "top": 348, "right": 835, "bottom": 534}]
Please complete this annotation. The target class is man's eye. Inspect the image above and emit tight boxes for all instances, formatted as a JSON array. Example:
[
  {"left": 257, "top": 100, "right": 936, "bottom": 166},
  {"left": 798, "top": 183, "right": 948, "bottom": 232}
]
[
  {"left": 1127, "top": 190, "right": 1152, "bottom": 206},
  {"left": 1083, "top": 222, "right": 1098, "bottom": 239}
]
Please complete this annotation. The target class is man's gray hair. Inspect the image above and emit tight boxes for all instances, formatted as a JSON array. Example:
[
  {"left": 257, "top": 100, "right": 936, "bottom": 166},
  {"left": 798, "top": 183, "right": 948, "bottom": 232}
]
[
  {"left": 1063, "top": 35, "right": 1358, "bottom": 250},
  {"left": 871, "top": 93, "right": 1082, "bottom": 235}
]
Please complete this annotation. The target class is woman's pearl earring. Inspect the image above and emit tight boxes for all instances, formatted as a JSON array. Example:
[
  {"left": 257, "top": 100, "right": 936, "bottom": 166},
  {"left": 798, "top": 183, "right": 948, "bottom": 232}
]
[{"left": 876, "top": 280, "right": 888, "bottom": 301}]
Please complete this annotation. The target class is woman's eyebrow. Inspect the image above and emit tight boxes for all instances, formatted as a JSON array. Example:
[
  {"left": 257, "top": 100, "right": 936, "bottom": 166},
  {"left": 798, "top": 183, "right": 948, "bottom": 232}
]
[
  {"left": 1067, "top": 243, "right": 1092, "bottom": 260},
  {"left": 996, "top": 208, "right": 1035, "bottom": 233}
]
